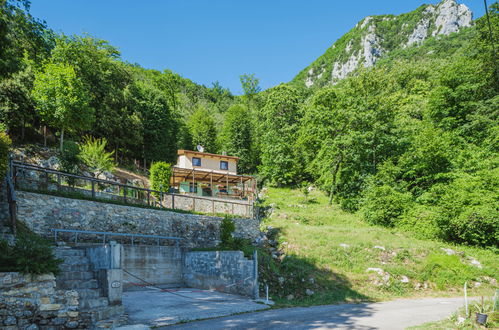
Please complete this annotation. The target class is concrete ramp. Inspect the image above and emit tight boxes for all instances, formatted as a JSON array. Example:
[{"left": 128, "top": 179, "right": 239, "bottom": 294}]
[{"left": 123, "top": 288, "right": 269, "bottom": 327}]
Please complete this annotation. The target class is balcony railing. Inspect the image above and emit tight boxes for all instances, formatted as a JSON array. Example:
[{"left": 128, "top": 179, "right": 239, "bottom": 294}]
[{"left": 12, "top": 161, "right": 254, "bottom": 217}]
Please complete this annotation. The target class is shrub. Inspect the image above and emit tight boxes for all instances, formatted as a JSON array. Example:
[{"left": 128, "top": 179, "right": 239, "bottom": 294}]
[
  {"left": 218, "top": 216, "right": 249, "bottom": 250},
  {"left": 59, "top": 140, "right": 80, "bottom": 171},
  {"left": 362, "top": 185, "right": 412, "bottom": 227},
  {"left": 0, "top": 131, "right": 12, "bottom": 181},
  {"left": 78, "top": 135, "right": 115, "bottom": 177},
  {"left": 149, "top": 161, "right": 172, "bottom": 197},
  {"left": 435, "top": 170, "right": 499, "bottom": 247},
  {"left": 0, "top": 232, "right": 62, "bottom": 275}
]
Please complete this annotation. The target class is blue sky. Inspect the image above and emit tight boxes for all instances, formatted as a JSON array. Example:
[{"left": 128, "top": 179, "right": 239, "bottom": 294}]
[{"left": 30, "top": 1, "right": 483, "bottom": 94}]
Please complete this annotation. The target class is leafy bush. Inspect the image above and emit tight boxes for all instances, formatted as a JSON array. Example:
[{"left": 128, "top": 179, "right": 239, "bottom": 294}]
[
  {"left": 149, "top": 161, "right": 172, "bottom": 197},
  {"left": 0, "top": 232, "right": 62, "bottom": 275},
  {"left": 435, "top": 170, "right": 499, "bottom": 247},
  {"left": 362, "top": 184, "right": 412, "bottom": 227},
  {"left": 59, "top": 140, "right": 80, "bottom": 171},
  {"left": 219, "top": 216, "right": 244, "bottom": 250},
  {"left": 0, "top": 131, "right": 12, "bottom": 181},
  {"left": 79, "top": 135, "right": 115, "bottom": 177}
]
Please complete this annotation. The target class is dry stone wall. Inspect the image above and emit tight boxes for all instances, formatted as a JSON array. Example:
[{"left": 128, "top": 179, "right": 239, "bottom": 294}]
[
  {"left": 16, "top": 191, "right": 260, "bottom": 248},
  {"left": 0, "top": 272, "right": 87, "bottom": 329}
]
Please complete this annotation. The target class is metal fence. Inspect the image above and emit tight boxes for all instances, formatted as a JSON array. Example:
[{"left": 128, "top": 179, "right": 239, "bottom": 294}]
[{"left": 12, "top": 161, "right": 254, "bottom": 217}]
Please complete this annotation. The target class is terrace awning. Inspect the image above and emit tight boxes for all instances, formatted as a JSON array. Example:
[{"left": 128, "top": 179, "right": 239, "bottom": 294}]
[{"left": 170, "top": 166, "right": 254, "bottom": 186}]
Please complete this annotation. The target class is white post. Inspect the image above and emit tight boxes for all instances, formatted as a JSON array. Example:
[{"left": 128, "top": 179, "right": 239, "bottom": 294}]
[{"left": 464, "top": 281, "right": 468, "bottom": 317}]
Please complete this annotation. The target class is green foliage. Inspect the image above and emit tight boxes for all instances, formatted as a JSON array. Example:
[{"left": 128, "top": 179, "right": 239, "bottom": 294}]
[
  {"left": 259, "top": 84, "right": 302, "bottom": 186},
  {"left": 59, "top": 140, "right": 80, "bottom": 173},
  {"left": 219, "top": 216, "right": 238, "bottom": 249},
  {"left": 149, "top": 161, "right": 171, "bottom": 196},
  {"left": 0, "top": 130, "right": 11, "bottom": 180},
  {"left": 32, "top": 61, "right": 94, "bottom": 149},
  {"left": 218, "top": 104, "right": 254, "bottom": 173},
  {"left": 362, "top": 185, "right": 412, "bottom": 227},
  {"left": 78, "top": 135, "right": 115, "bottom": 177},
  {"left": 0, "top": 232, "right": 62, "bottom": 275},
  {"left": 188, "top": 106, "right": 218, "bottom": 153},
  {"left": 420, "top": 254, "right": 479, "bottom": 290}
]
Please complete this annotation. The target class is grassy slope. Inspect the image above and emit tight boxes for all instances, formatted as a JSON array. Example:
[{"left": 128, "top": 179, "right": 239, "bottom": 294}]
[{"left": 261, "top": 187, "right": 498, "bottom": 306}]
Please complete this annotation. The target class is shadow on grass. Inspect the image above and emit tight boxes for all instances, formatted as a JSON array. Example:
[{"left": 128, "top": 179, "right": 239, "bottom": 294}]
[{"left": 252, "top": 227, "right": 370, "bottom": 307}]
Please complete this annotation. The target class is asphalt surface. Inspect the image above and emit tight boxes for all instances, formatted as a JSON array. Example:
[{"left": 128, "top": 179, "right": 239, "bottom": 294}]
[
  {"left": 161, "top": 297, "right": 466, "bottom": 330},
  {"left": 123, "top": 288, "right": 269, "bottom": 327}
]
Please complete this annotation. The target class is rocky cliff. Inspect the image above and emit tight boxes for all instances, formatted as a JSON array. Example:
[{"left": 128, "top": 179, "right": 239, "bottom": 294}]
[{"left": 292, "top": 0, "right": 472, "bottom": 88}]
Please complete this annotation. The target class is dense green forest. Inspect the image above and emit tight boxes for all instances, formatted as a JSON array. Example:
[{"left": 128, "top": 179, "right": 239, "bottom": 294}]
[{"left": 0, "top": 0, "right": 497, "bottom": 248}]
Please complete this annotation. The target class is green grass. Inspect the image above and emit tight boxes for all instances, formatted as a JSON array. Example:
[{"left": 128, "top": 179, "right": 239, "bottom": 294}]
[
  {"left": 409, "top": 297, "right": 499, "bottom": 329},
  {"left": 260, "top": 187, "right": 498, "bottom": 306}
]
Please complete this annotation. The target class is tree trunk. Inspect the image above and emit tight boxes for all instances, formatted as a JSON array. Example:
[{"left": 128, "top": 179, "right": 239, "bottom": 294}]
[
  {"left": 43, "top": 125, "right": 47, "bottom": 147},
  {"left": 60, "top": 128, "right": 64, "bottom": 152},
  {"left": 328, "top": 155, "right": 343, "bottom": 206},
  {"left": 21, "top": 119, "right": 25, "bottom": 141}
]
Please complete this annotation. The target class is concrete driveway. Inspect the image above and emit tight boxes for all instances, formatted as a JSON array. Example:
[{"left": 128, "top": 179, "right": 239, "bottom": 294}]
[
  {"left": 122, "top": 288, "right": 269, "bottom": 327},
  {"left": 161, "top": 297, "right": 466, "bottom": 329}
]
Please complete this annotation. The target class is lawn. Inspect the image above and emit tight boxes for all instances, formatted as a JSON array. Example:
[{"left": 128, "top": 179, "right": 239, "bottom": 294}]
[{"left": 259, "top": 187, "right": 498, "bottom": 307}]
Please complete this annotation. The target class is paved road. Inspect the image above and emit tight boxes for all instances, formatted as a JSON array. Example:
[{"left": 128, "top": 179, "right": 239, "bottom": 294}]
[{"left": 162, "top": 297, "right": 466, "bottom": 330}]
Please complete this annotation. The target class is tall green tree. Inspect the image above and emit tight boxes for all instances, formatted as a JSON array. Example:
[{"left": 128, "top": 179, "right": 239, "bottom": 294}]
[
  {"left": 259, "top": 84, "right": 302, "bottom": 186},
  {"left": 219, "top": 104, "right": 253, "bottom": 173},
  {"left": 32, "top": 62, "right": 94, "bottom": 151},
  {"left": 126, "top": 80, "right": 178, "bottom": 164},
  {"left": 188, "top": 106, "right": 218, "bottom": 153}
]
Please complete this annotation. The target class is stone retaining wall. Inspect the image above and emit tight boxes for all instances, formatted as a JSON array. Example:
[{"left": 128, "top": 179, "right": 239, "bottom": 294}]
[
  {"left": 16, "top": 191, "right": 260, "bottom": 248},
  {"left": 183, "top": 251, "right": 258, "bottom": 298},
  {"left": 0, "top": 272, "right": 87, "bottom": 329}
]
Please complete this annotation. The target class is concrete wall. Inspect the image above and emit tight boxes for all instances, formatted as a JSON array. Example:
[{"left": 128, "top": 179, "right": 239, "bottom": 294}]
[
  {"left": 177, "top": 154, "right": 237, "bottom": 174},
  {"left": 0, "top": 272, "right": 85, "bottom": 329},
  {"left": 16, "top": 191, "right": 260, "bottom": 248},
  {"left": 183, "top": 251, "right": 258, "bottom": 298},
  {"left": 122, "top": 245, "right": 183, "bottom": 291}
]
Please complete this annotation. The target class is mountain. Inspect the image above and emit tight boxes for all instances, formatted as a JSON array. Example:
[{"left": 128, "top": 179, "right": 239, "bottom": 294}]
[{"left": 291, "top": 0, "right": 473, "bottom": 89}]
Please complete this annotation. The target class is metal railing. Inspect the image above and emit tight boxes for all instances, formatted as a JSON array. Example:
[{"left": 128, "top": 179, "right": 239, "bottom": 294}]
[
  {"left": 6, "top": 156, "right": 17, "bottom": 235},
  {"left": 12, "top": 161, "right": 254, "bottom": 217},
  {"left": 51, "top": 228, "right": 183, "bottom": 246}
]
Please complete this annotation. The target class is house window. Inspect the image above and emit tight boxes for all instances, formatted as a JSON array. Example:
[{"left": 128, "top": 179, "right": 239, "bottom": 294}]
[
  {"left": 192, "top": 157, "right": 201, "bottom": 166},
  {"left": 189, "top": 182, "right": 198, "bottom": 193},
  {"left": 220, "top": 160, "right": 228, "bottom": 170}
]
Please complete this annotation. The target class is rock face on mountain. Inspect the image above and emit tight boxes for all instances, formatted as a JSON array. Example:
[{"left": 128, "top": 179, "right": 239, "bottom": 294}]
[{"left": 294, "top": 0, "right": 472, "bottom": 88}]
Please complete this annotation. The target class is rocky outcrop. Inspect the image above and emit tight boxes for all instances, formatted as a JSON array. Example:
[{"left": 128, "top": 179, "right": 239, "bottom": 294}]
[
  {"left": 432, "top": 0, "right": 472, "bottom": 36},
  {"left": 297, "top": 0, "right": 473, "bottom": 87}
]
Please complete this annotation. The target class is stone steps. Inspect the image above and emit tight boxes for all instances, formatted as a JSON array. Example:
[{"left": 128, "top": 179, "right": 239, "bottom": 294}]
[
  {"left": 75, "top": 288, "right": 103, "bottom": 299},
  {"left": 88, "top": 305, "right": 125, "bottom": 323},
  {"left": 59, "top": 278, "right": 100, "bottom": 290},
  {"left": 54, "top": 247, "right": 124, "bottom": 327},
  {"left": 58, "top": 270, "right": 95, "bottom": 281},
  {"left": 80, "top": 297, "right": 109, "bottom": 309},
  {"left": 60, "top": 263, "right": 91, "bottom": 272}
]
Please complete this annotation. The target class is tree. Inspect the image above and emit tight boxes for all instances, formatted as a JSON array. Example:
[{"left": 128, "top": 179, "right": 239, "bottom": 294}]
[
  {"left": 0, "top": 130, "right": 11, "bottom": 181},
  {"left": 240, "top": 73, "right": 261, "bottom": 109},
  {"left": 126, "top": 79, "right": 178, "bottom": 164},
  {"left": 259, "top": 84, "right": 302, "bottom": 186},
  {"left": 0, "top": 57, "right": 36, "bottom": 140},
  {"left": 188, "top": 106, "right": 218, "bottom": 153},
  {"left": 32, "top": 62, "right": 94, "bottom": 151},
  {"left": 219, "top": 104, "right": 254, "bottom": 173},
  {"left": 78, "top": 136, "right": 115, "bottom": 177},
  {"left": 149, "top": 161, "right": 172, "bottom": 197}
]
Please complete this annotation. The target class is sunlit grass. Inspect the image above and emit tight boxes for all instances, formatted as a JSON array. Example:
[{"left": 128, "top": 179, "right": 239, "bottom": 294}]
[{"left": 262, "top": 187, "right": 498, "bottom": 304}]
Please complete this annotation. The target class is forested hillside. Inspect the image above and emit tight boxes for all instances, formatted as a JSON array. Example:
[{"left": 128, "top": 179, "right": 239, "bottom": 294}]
[{"left": 0, "top": 0, "right": 497, "bottom": 248}]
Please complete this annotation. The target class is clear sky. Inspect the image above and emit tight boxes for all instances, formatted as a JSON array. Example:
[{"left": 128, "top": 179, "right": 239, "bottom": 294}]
[{"left": 30, "top": 0, "right": 483, "bottom": 94}]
